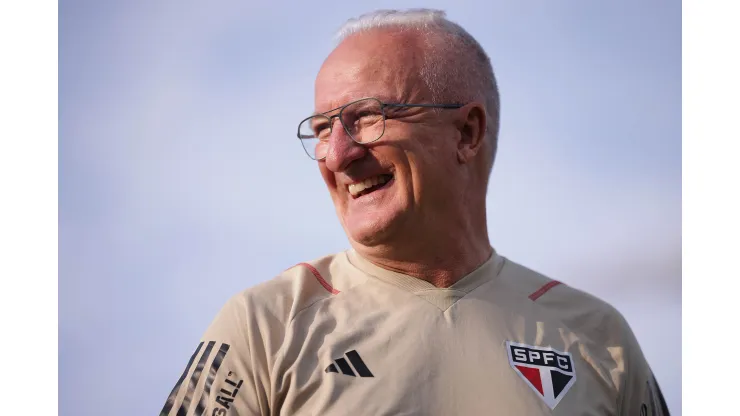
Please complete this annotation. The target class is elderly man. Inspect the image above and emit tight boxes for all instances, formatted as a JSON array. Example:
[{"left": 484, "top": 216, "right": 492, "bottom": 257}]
[{"left": 161, "top": 9, "right": 669, "bottom": 416}]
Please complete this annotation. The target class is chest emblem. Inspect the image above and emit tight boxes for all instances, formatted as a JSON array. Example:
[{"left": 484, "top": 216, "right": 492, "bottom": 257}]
[{"left": 506, "top": 341, "right": 577, "bottom": 409}]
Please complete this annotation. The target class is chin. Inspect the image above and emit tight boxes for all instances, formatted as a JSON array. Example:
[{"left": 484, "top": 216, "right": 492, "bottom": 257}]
[
  {"left": 336, "top": 175, "right": 412, "bottom": 248},
  {"left": 343, "top": 210, "right": 403, "bottom": 248}
]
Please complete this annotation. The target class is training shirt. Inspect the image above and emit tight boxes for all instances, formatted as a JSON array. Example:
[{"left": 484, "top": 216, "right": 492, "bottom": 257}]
[{"left": 160, "top": 249, "right": 669, "bottom": 415}]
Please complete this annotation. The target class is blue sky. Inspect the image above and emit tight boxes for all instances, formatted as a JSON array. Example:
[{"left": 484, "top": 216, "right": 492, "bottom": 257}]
[{"left": 59, "top": 1, "right": 681, "bottom": 414}]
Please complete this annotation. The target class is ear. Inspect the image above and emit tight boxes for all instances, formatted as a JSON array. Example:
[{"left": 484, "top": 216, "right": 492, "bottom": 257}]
[{"left": 455, "top": 102, "right": 487, "bottom": 164}]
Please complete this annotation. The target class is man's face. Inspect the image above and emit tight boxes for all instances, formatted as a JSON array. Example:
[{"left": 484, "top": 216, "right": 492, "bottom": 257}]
[{"left": 314, "top": 30, "right": 462, "bottom": 248}]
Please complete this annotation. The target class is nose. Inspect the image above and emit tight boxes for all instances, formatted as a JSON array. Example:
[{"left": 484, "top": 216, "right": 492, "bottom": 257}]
[{"left": 323, "top": 119, "right": 367, "bottom": 172}]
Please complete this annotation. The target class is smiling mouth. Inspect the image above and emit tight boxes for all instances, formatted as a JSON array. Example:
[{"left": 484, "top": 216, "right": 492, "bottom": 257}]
[{"left": 348, "top": 174, "right": 394, "bottom": 199}]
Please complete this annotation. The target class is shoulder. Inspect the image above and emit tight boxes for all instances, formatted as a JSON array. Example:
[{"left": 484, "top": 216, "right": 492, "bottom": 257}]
[
  {"left": 499, "top": 257, "right": 632, "bottom": 342},
  {"left": 176, "top": 255, "right": 362, "bottom": 416},
  {"left": 222, "top": 250, "right": 367, "bottom": 328}
]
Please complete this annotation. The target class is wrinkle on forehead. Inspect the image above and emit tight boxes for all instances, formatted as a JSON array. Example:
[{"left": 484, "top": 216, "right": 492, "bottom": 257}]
[{"left": 314, "top": 29, "right": 431, "bottom": 112}]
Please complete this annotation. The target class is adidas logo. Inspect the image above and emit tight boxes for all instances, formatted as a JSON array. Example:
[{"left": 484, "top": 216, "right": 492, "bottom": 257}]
[{"left": 324, "top": 350, "right": 374, "bottom": 377}]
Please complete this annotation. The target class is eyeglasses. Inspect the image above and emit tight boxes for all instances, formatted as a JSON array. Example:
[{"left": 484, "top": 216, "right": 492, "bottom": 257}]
[{"left": 297, "top": 97, "right": 463, "bottom": 160}]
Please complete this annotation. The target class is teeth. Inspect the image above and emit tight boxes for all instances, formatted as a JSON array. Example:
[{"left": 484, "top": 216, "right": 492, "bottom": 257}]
[{"left": 348, "top": 175, "right": 390, "bottom": 197}]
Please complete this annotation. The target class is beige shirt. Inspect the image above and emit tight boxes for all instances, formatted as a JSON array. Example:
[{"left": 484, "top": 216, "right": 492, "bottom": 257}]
[{"left": 160, "top": 250, "right": 669, "bottom": 415}]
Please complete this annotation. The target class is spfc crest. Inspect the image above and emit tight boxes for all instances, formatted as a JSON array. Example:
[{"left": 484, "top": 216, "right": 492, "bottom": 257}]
[{"left": 506, "top": 341, "right": 577, "bottom": 409}]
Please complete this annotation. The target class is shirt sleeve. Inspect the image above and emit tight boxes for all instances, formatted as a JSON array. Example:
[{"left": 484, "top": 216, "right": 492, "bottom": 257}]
[
  {"left": 159, "top": 295, "right": 272, "bottom": 416},
  {"left": 616, "top": 314, "right": 671, "bottom": 416}
]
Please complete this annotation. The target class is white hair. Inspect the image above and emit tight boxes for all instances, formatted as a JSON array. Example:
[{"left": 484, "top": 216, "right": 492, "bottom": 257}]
[{"left": 334, "top": 9, "right": 501, "bottom": 169}]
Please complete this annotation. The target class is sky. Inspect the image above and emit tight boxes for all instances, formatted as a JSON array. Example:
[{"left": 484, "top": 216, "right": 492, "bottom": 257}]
[{"left": 59, "top": 1, "right": 681, "bottom": 415}]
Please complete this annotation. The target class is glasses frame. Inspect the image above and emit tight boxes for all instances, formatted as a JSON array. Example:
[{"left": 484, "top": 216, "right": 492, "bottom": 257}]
[{"left": 297, "top": 97, "right": 464, "bottom": 160}]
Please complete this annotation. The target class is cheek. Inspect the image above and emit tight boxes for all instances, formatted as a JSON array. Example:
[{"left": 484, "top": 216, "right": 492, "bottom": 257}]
[
  {"left": 406, "top": 140, "right": 457, "bottom": 194},
  {"left": 318, "top": 164, "right": 342, "bottom": 197}
]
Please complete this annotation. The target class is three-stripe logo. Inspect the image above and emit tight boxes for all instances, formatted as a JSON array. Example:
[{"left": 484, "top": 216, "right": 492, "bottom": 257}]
[
  {"left": 160, "top": 341, "right": 230, "bottom": 416},
  {"left": 324, "top": 350, "right": 374, "bottom": 377}
]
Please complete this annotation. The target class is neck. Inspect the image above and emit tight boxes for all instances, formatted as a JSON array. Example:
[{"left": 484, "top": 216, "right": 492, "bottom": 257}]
[{"left": 352, "top": 209, "right": 492, "bottom": 288}]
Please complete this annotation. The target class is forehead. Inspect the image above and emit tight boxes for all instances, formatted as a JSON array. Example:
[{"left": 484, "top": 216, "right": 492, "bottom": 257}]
[{"left": 314, "top": 30, "right": 428, "bottom": 112}]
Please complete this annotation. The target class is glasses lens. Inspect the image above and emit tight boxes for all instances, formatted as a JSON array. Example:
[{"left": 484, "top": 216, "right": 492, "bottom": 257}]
[
  {"left": 298, "top": 115, "right": 330, "bottom": 160},
  {"left": 340, "top": 98, "right": 385, "bottom": 144}
]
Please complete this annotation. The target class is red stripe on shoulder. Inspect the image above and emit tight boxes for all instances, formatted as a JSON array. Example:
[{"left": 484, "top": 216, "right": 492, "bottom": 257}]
[
  {"left": 297, "top": 262, "right": 340, "bottom": 295},
  {"left": 528, "top": 280, "right": 561, "bottom": 301}
]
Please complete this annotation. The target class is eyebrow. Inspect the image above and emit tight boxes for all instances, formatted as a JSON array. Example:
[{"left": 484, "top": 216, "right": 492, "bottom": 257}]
[
  {"left": 313, "top": 103, "right": 344, "bottom": 117},
  {"left": 313, "top": 95, "right": 398, "bottom": 116}
]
